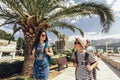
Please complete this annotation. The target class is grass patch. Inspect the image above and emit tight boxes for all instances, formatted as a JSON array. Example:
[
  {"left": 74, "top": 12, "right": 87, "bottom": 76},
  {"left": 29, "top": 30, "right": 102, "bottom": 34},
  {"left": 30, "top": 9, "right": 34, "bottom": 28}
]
[{"left": 6, "top": 75, "right": 33, "bottom": 80}]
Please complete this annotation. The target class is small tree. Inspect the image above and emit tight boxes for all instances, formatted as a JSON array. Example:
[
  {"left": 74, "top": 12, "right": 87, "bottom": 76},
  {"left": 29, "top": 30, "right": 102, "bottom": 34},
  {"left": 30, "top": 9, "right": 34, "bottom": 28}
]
[
  {"left": 16, "top": 37, "right": 25, "bottom": 56},
  {"left": 61, "top": 48, "right": 76, "bottom": 61}
]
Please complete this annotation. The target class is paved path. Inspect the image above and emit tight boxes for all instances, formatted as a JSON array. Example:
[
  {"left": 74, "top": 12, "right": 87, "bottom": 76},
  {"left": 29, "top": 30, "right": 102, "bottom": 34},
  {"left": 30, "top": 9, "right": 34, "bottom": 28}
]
[{"left": 51, "top": 58, "right": 120, "bottom": 80}]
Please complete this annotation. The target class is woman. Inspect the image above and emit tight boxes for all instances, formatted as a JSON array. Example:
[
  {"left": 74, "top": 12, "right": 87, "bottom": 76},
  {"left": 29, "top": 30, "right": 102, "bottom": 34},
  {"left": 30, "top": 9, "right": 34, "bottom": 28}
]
[
  {"left": 32, "top": 30, "right": 54, "bottom": 80},
  {"left": 72, "top": 37, "right": 98, "bottom": 80}
]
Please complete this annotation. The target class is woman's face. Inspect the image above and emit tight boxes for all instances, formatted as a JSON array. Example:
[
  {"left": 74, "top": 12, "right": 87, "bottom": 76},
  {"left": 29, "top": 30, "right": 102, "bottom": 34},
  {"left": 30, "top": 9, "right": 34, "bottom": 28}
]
[{"left": 40, "top": 32, "right": 46, "bottom": 41}]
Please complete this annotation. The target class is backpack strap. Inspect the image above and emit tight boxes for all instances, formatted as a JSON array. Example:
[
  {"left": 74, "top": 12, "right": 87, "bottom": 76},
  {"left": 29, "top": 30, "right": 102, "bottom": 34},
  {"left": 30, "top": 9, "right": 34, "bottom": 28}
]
[
  {"left": 84, "top": 52, "right": 97, "bottom": 66},
  {"left": 34, "top": 44, "right": 39, "bottom": 58},
  {"left": 44, "top": 42, "right": 51, "bottom": 66},
  {"left": 74, "top": 51, "right": 78, "bottom": 63},
  {"left": 74, "top": 52, "right": 89, "bottom": 64},
  {"left": 84, "top": 52, "right": 89, "bottom": 66}
]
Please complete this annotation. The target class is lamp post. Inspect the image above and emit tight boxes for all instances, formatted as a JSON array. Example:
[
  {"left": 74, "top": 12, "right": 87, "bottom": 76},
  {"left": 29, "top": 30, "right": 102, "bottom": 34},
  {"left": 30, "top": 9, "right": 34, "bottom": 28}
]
[
  {"left": 106, "top": 41, "right": 110, "bottom": 58},
  {"left": 106, "top": 42, "right": 108, "bottom": 53},
  {"left": 106, "top": 40, "right": 113, "bottom": 58}
]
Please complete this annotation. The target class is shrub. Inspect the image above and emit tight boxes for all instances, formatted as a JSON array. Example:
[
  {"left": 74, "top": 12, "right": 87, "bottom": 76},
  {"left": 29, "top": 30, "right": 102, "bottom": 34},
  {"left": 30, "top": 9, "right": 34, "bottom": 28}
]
[
  {"left": 11, "top": 61, "right": 23, "bottom": 73},
  {"left": 50, "top": 58, "right": 57, "bottom": 65},
  {"left": 0, "top": 62, "right": 14, "bottom": 78},
  {"left": 0, "top": 61, "right": 23, "bottom": 78},
  {"left": 65, "top": 56, "right": 71, "bottom": 62}
]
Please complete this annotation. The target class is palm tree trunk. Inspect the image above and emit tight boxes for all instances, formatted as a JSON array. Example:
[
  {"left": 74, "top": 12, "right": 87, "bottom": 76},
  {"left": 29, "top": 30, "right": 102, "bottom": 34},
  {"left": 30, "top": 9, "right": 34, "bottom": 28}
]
[{"left": 21, "top": 41, "right": 34, "bottom": 78}]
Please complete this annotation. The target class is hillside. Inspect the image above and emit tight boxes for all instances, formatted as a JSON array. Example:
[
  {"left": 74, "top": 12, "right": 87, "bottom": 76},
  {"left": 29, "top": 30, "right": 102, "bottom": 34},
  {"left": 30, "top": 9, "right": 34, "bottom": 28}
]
[{"left": 91, "top": 38, "right": 120, "bottom": 52}]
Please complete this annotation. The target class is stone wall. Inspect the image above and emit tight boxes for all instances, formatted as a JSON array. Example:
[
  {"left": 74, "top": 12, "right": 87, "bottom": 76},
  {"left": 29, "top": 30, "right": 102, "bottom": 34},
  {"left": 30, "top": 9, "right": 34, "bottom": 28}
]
[{"left": 100, "top": 55, "right": 120, "bottom": 71}]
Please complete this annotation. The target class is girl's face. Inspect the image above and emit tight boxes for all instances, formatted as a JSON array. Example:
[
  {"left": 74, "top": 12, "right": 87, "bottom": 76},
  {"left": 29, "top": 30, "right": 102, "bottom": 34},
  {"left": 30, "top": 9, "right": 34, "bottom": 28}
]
[{"left": 40, "top": 32, "right": 46, "bottom": 41}]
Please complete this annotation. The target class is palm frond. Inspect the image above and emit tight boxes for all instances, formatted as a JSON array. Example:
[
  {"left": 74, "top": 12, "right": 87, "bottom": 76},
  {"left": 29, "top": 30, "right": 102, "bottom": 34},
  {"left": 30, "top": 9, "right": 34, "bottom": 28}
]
[
  {"left": 1, "top": 0, "right": 25, "bottom": 18},
  {"left": 0, "top": 6, "right": 19, "bottom": 19},
  {"left": 80, "top": 2, "right": 114, "bottom": 33},
  {"left": 48, "top": 2, "right": 114, "bottom": 33},
  {"left": 48, "top": 3, "right": 93, "bottom": 21},
  {"left": 48, "top": 29, "right": 61, "bottom": 38},
  {"left": 72, "top": 26, "right": 84, "bottom": 37},
  {"left": 51, "top": 21, "right": 84, "bottom": 36},
  {"left": 0, "top": 0, "right": 115, "bottom": 39},
  {"left": 8, "top": 27, "right": 22, "bottom": 44},
  {"left": 18, "top": 0, "right": 64, "bottom": 19},
  {"left": 0, "top": 21, "right": 14, "bottom": 27}
]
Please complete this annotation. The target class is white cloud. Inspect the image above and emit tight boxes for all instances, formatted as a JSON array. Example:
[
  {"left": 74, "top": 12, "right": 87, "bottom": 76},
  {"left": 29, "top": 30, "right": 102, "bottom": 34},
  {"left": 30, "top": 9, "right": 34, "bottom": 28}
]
[
  {"left": 106, "top": 0, "right": 114, "bottom": 4},
  {"left": 0, "top": 19, "right": 5, "bottom": 24},
  {"left": 69, "top": 32, "right": 120, "bottom": 42},
  {"left": 106, "top": 0, "right": 120, "bottom": 15},
  {"left": 71, "top": 19, "right": 77, "bottom": 23},
  {"left": 113, "top": 1, "right": 120, "bottom": 10},
  {"left": 0, "top": 26, "right": 13, "bottom": 34},
  {"left": 64, "top": 0, "right": 76, "bottom": 7}
]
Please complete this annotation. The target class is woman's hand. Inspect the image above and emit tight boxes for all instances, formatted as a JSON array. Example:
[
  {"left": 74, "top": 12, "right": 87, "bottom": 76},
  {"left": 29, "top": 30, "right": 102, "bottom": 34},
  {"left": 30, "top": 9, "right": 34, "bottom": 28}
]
[
  {"left": 73, "top": 63, "right": 78, "bottom": 67},
  {"left": 48, "top": 47, "right": 53, "bottom": 52},
  {"left": 46, "top": 47, "right": 54, "bottom": 56}
]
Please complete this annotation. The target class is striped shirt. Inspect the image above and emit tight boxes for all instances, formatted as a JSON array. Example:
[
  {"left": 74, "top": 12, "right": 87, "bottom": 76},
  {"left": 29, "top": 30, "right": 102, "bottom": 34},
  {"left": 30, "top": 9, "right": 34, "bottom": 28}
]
[{"left": 72, "top": 52, "right": 95, "bottom": 80}]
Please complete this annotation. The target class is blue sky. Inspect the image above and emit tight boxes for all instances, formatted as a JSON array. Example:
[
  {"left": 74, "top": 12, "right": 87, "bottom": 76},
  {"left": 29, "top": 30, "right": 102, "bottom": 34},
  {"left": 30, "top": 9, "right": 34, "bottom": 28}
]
[
  {"left": 0, "top": 0, "right": 120, "bottom": 43},
  {"left": 48, "top": 0, "right": 120, "bottom": 43}
]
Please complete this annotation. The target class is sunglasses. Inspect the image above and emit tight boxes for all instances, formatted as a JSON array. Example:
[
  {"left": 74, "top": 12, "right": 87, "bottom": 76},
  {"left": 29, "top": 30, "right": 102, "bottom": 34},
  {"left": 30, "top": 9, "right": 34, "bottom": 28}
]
[
  {"left": 74, "top": 42, "right": 81, "bottom": 44},
  {"left": 41, "top": 34, "right": 46, "bottom": 37}
]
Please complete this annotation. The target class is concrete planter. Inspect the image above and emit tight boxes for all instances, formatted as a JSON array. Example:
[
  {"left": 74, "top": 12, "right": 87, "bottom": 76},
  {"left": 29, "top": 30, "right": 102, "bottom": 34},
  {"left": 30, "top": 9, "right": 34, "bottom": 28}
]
[{"left": 100, "top": 55, "right": 120, "bottom": 71}]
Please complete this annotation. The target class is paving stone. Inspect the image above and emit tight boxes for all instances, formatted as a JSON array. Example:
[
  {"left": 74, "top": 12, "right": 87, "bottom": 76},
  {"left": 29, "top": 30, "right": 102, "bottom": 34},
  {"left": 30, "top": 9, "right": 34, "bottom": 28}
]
[{"left": 51, "top": 58, "right": 120, "bottom": 80}]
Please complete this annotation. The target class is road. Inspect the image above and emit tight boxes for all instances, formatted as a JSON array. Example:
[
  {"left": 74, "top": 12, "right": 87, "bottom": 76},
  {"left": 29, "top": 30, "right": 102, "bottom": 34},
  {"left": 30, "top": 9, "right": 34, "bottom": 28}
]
[{"left": 52, "top": 58, "right": 120, "bottom": 80}]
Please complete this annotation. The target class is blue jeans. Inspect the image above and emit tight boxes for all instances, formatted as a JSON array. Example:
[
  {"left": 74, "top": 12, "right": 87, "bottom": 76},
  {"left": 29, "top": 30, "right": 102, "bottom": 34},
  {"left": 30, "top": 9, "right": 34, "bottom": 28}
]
[{"left": 33, "top": 59, "right": 49, "bottom": 80}]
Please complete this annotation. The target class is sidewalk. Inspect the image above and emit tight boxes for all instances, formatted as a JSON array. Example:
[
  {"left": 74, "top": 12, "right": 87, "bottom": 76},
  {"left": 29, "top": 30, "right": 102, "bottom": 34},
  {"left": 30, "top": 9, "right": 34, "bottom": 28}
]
[{"left": 51, "top": 58, "right": 120, "bottom": 80}]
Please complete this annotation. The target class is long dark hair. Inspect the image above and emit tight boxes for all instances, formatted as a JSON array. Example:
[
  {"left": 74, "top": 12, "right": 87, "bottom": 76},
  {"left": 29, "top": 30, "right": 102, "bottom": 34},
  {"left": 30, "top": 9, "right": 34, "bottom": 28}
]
[{"left": 33, "top": 30, "right": 48, "bottom": 47}]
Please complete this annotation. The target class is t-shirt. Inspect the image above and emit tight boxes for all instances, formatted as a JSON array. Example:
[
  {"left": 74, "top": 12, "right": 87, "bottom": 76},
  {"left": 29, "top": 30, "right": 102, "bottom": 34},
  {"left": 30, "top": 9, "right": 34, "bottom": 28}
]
[
  {"left": 34, "top": 42, "right": 48, "bottom": 60},
  {"left": 71, "top": 52, "right": 95, "bottom": 79}
]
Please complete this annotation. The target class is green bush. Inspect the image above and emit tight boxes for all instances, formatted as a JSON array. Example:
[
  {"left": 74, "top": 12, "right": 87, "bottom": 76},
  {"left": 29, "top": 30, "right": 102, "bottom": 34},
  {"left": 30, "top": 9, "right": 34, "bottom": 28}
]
[
  {"left": 50, "top": 58, "right": 57, "bottom": 65},
  {"left": 0, "top": 62, "right": 14, "bottom": 78},
  {"left": 11, "top": 61, "right": 23, "bottom": 73},
  {"left": 0, "top": 61, "right": 23, "bottom": 78},
  {"left": 15, "top": 77, "right": 24, "bottom": 80},
  {"left": 65, "top": 56, "right": 71, "bottom": 62}
]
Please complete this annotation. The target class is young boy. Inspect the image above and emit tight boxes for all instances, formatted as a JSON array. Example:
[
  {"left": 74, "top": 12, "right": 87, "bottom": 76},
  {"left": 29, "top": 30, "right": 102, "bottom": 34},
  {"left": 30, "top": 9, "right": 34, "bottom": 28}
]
[{"left": 72, "top": 37, "right": 98, "bottom": 80}]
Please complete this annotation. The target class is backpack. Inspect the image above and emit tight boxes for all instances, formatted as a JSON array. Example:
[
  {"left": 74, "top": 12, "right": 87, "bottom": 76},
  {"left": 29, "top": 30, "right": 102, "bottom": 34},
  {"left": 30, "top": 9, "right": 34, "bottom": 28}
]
[{"left": 74, "top": 51, "right": 97, "bottom": 80}]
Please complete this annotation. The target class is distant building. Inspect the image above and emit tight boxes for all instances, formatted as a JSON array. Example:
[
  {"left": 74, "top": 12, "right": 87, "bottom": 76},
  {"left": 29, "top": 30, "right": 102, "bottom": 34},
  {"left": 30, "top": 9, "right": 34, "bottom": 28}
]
[
  {"left": 107, "top": 47, "right": 114, "bottom": 53},
  {"left": 55, "top": 40, "right": 64, "bottom": 52},
  {"left": 0, "top": 39, "right": 16, "bottom": 59},
  {"left": 117, "top": 47, "right": 120, "bottom": 55},
  {"left": 97, "top": 48, "right": 103, "bottom": 53},
  {"left": 55, "top": 36, "right": 73, "bottom": 52}
]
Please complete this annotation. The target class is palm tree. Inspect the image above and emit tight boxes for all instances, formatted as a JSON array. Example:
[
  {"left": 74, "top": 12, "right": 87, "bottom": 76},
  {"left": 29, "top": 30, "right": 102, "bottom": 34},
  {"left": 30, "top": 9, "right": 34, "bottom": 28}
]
[{"left": 0, "top": 0, "right": 114, "bottom": 78}]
